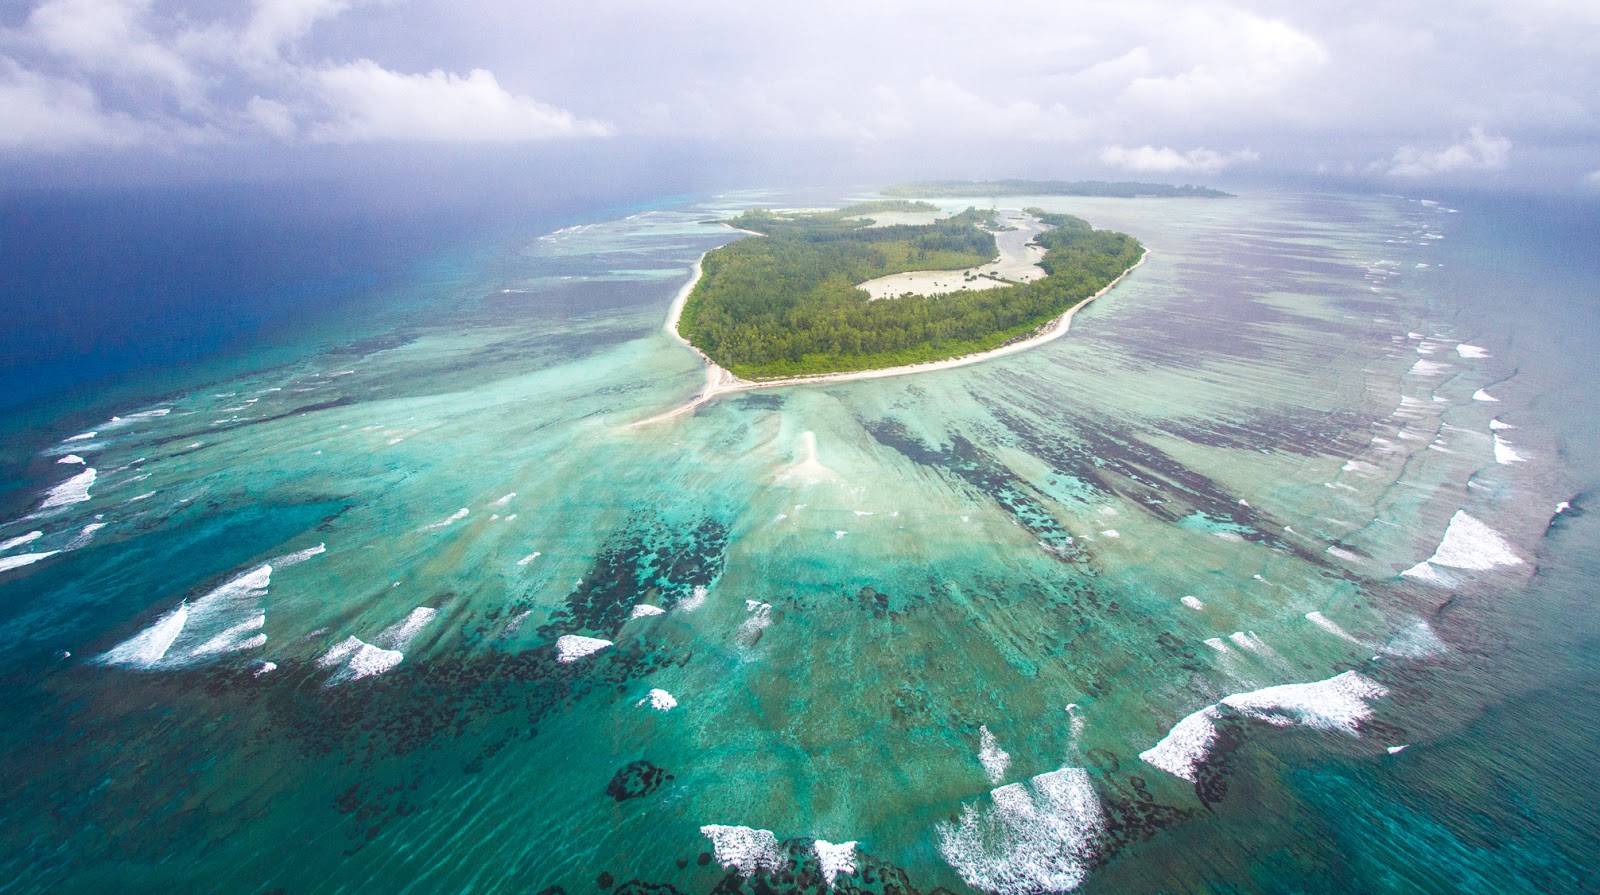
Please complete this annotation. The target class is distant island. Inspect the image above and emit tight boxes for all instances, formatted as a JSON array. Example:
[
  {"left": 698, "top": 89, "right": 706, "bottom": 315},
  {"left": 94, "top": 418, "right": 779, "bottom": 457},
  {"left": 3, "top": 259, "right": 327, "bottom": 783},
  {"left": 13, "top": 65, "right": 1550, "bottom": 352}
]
[
  {"left": 655, "top": 200, "right": 1142, "bottom": 406},
  {"left": 884, "top": 179, "right": 1232, "bottom": 199}
]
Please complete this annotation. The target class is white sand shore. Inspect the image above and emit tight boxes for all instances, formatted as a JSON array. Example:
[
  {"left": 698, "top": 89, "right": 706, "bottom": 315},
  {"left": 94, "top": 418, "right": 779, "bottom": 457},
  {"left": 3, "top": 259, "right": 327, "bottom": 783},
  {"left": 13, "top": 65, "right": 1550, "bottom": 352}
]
[
  {"left": 857, "top": 210, "right": 1049, "bottom": 300},
  {"left": 632, "top": 222, "right": 1147, "bottom": 427}
]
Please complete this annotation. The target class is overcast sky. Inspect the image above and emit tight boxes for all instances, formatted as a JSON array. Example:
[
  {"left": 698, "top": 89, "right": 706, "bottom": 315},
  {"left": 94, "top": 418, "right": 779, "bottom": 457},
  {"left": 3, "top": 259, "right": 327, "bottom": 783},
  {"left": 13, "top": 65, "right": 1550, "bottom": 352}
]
[{"left": 2, "top": 0, "right": 1598, "bottom": 188}]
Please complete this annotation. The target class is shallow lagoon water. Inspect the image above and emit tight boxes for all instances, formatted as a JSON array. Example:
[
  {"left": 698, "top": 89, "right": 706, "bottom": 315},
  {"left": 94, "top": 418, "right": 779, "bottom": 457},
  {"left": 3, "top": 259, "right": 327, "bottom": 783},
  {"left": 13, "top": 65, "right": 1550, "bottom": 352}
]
[{"left": 0, "top": 189, "right": 1595, "bottom": 893}]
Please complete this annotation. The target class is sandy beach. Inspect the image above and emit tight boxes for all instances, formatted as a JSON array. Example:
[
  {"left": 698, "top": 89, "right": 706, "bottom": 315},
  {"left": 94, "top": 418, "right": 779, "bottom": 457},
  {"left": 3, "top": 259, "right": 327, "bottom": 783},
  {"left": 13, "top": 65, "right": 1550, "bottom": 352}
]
[
  {"left": 633, "top": 218, "right": 1147, "bottom": 427},
  {"left": 857, "top": 210, "right": 1049, "bottom": 300}
]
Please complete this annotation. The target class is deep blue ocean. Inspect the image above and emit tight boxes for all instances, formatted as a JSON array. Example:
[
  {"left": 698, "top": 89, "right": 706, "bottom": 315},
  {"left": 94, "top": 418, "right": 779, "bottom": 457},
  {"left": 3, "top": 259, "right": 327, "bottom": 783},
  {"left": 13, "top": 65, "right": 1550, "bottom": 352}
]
[{"left": 0, "top": 177, "right": 1595, "bottom": 894}]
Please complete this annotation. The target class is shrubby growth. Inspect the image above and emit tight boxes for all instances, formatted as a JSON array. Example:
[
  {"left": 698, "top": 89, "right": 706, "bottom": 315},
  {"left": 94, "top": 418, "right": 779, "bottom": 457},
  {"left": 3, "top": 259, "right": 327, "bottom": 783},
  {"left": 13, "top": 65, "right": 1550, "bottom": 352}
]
[{"left": 678, "top": 203, "right": 1143, "bottom": 379}]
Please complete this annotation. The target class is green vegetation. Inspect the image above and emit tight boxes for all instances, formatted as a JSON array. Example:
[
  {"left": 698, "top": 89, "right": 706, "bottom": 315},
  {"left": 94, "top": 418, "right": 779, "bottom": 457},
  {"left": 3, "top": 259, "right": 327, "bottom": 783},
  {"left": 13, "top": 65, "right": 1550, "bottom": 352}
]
[
  {"left": 885, "top": 179, "right": 1231, "bottom": 199},
  {"left": 833, "top": 199, "right": 941, "bottom": 216},
  {"left": 677, "top": 204, "right": 1144, "bottom": 380}
]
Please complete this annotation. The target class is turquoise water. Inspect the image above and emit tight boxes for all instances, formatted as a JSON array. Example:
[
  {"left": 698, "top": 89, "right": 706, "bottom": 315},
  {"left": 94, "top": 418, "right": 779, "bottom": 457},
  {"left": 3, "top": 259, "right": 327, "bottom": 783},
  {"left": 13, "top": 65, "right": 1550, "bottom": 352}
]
[{"left": 0, "top": 188, "right": 1595, "bottom": 893}]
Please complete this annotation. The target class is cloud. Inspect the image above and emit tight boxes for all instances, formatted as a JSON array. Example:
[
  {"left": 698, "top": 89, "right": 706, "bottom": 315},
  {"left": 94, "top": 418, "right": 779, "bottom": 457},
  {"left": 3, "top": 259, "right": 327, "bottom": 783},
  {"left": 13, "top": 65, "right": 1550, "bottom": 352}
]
[
  {"left": 241, "top": 0, "right": 355, "bottom": 60},
  {"left": 1100, "top": 144, "right": 1260, "bottom": 173},
  {"left": 306, "top": 61, "right": 611, "bottom": 143},
  {"left": 0, "top": 0, "right": 609, "bottom": 151},
  {"left": 1119, "top": 13, "right": 1329, "bottom": 113},
  {"left": 1584, "top": 170, "right": 1600, "bottom": 188},
  {"left": 1386, "top": 126, "right": 1512, "bottom": 177},
  {"left": 25, "top": 0, "right": 197, "bottom": 95},
  {"left": 0, "top": 57, "right": 143, "bottom": 148}
]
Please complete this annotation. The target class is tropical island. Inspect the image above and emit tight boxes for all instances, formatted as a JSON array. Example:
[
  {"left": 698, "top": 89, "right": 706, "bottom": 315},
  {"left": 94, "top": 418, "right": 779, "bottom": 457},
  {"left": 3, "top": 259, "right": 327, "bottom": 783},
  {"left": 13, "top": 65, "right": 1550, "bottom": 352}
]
[
  {"left": 677, "top": 199, "right": 1142, "bottom": 372},
  {"left": 636, "top": 199, "right": 1145, "bottom": 423},
  {"left": 884, "top": 179, "right": 1231, "bottom": 199}
]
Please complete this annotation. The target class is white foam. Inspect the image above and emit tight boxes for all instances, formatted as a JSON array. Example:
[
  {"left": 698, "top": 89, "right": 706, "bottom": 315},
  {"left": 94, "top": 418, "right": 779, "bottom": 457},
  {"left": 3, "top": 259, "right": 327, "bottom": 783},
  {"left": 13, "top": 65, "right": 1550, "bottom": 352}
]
[
  {"left": 1489, "top": 418, "right": 1516, "bottom": 430},
  {"left": 1181, "top": 595, "right": 1204, "bottom": 610},
  {"left": 677, "top": 585, "right": 708, "bottom": 612},
  {"left": 57, "top": 454, "right": 85, "bottom": 465},
  {"left": 100, "top": 602, "right": 190, "bottom": 667},
  {"left": 38, "top": 468, "right": 96, "bottom": 511},
  {"left": 107, "top": 408, "right": 170, "bottom": 425},
  {"left": 1224, "top": 671, "right": 1388, "bottom": 732},
  {"left": 254, "top": 661, "right": 278, "bottom": 677},
  {"left": 1493, "top": 434, "right": 1525, "bottom": 464},
  {"left": 979, "top": 724, "right": 1011, "bottom": 784},
  {"left": 630, "top": 604, "right": 666, "bottom": 619},
  {"left": 935, "top": 767, "right": 1105, "bottom": 894},
  {"left": 1386, "top": 744, "right": 1409, "bottom": 754},
  {"left": 492, "top": 492, "right": 516, "bottom": 506},
  {"left": 0, "top": 550, "right": 60, "bottom": 573},
  {"left": 345, "top": 640, "right": 403, "bottom": 679},
  {"left": 100, "top": 563, "right": 274, "bottom": 669},
  {"left": 555, "top": 634, "right": 612, "bottom": 662},
  {"left": 318, "top": 636, "right": 404, "bottom": 681},
  {"left": 1227, "top": 631, "right": 1269, "bottom": 654},
  {"left": 1203, "top": 637, "right": 1229, "bottom": 653},
  {"left": 1400, "top": 561, "right": 1456, "bottom": 586},
  {"left": 1326, "top": 546, "right": 1363, "bottom": 563},
  {"left": 274, "top": 543, "right": 326, "bottom": 567},
  {"left": 0, "top": 531, "right": 43, "bottom": 552},
  {"left": 1100, "top": 530, "right": 1120, "bottom": 538},
  {"left": 639, "top": 688, "right": 677, "bottom": 711},
  {"left": 192, "top": 614, "right": 267, "bottom": 657},
  {"left": 1139, "top": 706, "right": 1222, "bottom": 781},
  {"left": 516, "top": 551, "right": 541, "bottom": 566},
  {"left": 378, "top": 606, "right": 437, "bottom": 650},
  {"left": 66, "top": 522, "right": 108, "bottom": 550},
  {"left": 814, "top": 840, "right": 858, "bottom": 888},
  {"left": 1456, "top": 344, "right": 1489, "bottom": 358},
  {"left": 419, "top": 508, "right": 469, "bottom": 531},
  {"left": 1141, "top": 672, "right": 1388, "bottom": 782},
  {"left": 1409, "top": 359, "right": 1449, "bottom": 377},
  {"left": 1406, "top": 511, "right": 1524, "bottom": 581},
  {"left": 62, "top": 431, "right": 97, "bottom": 443},
  {"left": 700, "top": 825, "right": 789, "bottom": 876},
  {"left": 737, "top": 602, "right": 772, "bottom": 648},
  {"left": 1472, "top": 389, "right": 1499, "bottom": 402},
  {"left": 1382, "top": 619, "right": 1448, "bottom": 658},
  {"left": 1306, "top": 611, "right": 1363, "bottom": 644}
]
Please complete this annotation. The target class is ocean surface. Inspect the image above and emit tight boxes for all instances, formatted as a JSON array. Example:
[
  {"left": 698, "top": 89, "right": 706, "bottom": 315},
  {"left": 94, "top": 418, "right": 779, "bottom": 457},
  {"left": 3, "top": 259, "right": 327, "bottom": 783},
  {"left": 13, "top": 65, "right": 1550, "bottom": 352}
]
[{"left": 0, "top": 182, "right": 1596, "bottom": 894}]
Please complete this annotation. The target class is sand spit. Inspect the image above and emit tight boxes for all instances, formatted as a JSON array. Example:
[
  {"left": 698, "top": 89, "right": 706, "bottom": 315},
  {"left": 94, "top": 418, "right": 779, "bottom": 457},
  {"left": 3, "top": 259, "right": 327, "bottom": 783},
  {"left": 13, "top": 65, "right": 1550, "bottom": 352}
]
[{"left": 635, "top": 236, "right": 1146, "bottom": 427}]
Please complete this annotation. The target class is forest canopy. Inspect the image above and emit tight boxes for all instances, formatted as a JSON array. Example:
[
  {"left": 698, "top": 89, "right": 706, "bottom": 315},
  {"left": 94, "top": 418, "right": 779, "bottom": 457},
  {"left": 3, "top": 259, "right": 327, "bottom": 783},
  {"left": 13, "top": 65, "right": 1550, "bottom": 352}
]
[{"left": 676, "top": 202, "right": 1145, "bottom": 379}]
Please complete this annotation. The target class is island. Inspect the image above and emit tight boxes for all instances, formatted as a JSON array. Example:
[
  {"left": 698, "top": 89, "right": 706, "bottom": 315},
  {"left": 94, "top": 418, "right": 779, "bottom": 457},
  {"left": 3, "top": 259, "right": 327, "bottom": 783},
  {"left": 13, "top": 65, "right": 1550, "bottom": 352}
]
[
  {"left": 638, "top": 200, "right": 1145, "bottom": 424},
  {"left": 884, "top": 179, "right": 1231, "bottom": 199}
]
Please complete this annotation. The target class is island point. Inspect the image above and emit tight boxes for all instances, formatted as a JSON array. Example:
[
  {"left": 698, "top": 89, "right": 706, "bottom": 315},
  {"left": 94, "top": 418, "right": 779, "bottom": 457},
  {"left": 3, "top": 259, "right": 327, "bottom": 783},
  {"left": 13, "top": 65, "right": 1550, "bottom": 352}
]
[{"left": 639, "top": 187, "right": 1157, "bottom": 424}]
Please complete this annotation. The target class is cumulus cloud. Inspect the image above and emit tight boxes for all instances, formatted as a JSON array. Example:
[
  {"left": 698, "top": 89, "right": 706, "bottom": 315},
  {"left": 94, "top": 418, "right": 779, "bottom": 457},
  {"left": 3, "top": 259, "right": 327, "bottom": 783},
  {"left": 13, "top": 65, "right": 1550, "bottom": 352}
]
[
  {"left": 25, "top": 0, "right": 197, "bottom": 95},
  {"left": 1118, "top": 12, "right": 1329, "bottom": 113},
  {"left": 0, "top": 0, "right": 608, "bottom": 151},
  {"left": 0, "top": 57, "right": 143, "bottom": 148},
  {"left": 307, "top": 61, "right": 610, "bottom": 143},
  {"left": 1386, "top": 127, "right": 1512, "bottom": 177},
  {"left": 1100, "top": 144, "right": 1260, "bottom": 173}
]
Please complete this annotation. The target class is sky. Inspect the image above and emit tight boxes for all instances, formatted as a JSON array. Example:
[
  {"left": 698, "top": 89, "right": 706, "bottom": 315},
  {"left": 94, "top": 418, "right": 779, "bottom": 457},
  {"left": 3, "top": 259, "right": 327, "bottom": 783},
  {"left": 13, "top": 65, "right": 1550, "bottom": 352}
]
[{"left": 1, "top": 0, "right": 1598, "bottom": 190}]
